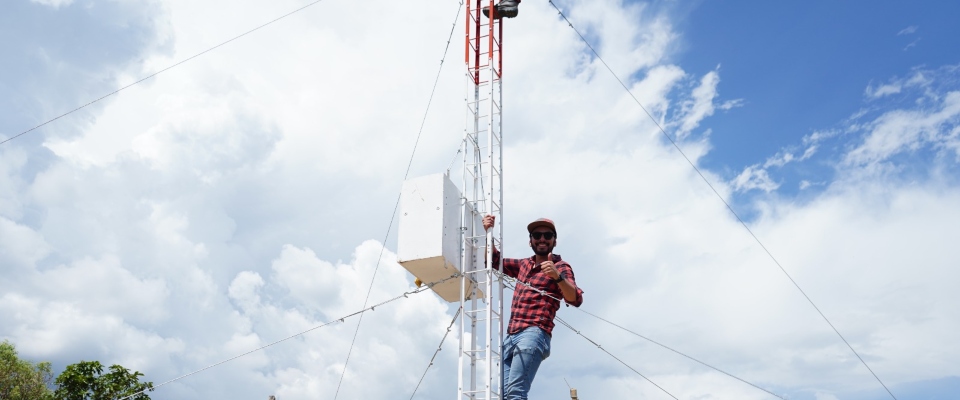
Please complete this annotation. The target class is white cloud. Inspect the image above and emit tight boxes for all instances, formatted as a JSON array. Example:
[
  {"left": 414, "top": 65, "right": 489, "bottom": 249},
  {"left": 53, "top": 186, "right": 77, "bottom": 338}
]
[
  {"left": 0, "top": 217, "right": 51, "bottom": 269},
  {"left": 904, "top": 38, "right": 920, "bottom": 51},
  {"left": 228, "top": 271, "right": 265, "bottom": 313},
  {"left": 220, "top": 241, "right": 453, "bottom": 399},
  {"left": 897, "top": 26, "right": 918, "bottom": 36},
  {"left": 763, "top": 151, "right": 794, "bottom": 168},
  {"left": 0, "top": 294, "right": 185, "bottom": 370},
  {"left": 815, "top": 392, "right": 840, "bottom": 400},
  {"left": 945, "top": 125, "right": 960, "bottom": 160},
  {"left": 865, "top": 67, "right": 945, "bottom": 100},
  {"left": 804, "top": 129, "right": 839, "bottom": 146},
  {"left": 673, "top": 69, "right": 742, "bottom": 140},
  {"left": 732, "top": 164, "right": 780, "bottom": 193},
  {"left": 845, "top": 91, "right": 960, "bottom": 167},
  {"left": 29, "top": 0, "right": 74, "bottom": 9},
  {"left": 866, "top": 82, "right": 902, "bottom": 99},
  {"left": 36, "top": 255, "right": 169, "bottom": 323},
  {"left": 2, "top": 1, "right": 959, "bottom": 399},
  {"left": 751, "top": 66, "right": 960, "bottom": 198},
  {"left": 729, "top": 143, "right": 815, "bottom": 194},
  {"left": 719, "top": 98, "right": 744, "bottom": 110},
  {"left": 801, "top": 144, "right": 818, "bottom": 159}
]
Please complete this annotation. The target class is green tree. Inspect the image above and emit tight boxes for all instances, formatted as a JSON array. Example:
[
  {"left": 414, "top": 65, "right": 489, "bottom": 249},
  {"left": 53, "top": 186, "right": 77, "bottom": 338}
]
[
  {"left": 0, "top": 340, "right": 55, "bottom": 400},
  {"left": 54, "top": 361, "right": 153, "bottom": 400}
]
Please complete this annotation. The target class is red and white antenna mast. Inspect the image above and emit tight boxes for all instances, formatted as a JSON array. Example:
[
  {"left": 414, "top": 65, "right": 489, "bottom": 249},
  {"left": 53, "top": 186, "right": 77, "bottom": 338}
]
[{"left": 459, "top": 1, "right": 504, "bottom": 399}]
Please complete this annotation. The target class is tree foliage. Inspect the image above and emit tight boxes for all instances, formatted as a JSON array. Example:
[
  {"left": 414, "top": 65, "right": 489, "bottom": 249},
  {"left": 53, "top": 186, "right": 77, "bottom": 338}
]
[
  {"left": 54, "top": 361, "right": 153, "bottom": 400},
  {"left": 0, "top": 340, "right": 55, "bottom": 400},
  {"left": 1, "top": 341, "right": 154, "bottom": 400}
]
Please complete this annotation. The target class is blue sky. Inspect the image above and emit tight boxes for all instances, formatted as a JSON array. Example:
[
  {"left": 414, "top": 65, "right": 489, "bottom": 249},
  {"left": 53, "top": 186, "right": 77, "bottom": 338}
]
[
  {"left": 2, "top": 1, "right": 959, "bottom": 399},
  {"left": 676, "top": 1, "right": 960, "bottom": 203},
  {"left": 680, "top": 1, "right": 959, "bottom": 162}
]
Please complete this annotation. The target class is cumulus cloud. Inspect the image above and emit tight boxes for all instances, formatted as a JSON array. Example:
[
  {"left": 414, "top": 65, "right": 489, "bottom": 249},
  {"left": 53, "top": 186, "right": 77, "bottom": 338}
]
[
  {"left": 845, "top": 91, "right": 960, "bottom": 167},
  {"left": 228, "top": 271, "right": 265, "bottom": 313},
  {"left": 741, "top": 64, "right": 960, "bottom": 201},
  {"left": 732, "top": 165, "right": 780, "bottom": 193},
  {"left": 2, "top": 1, "right": 959, "bottom": 399},
  {"left": 663, "top": 66, "right": 744, "bottom": 142},
  {"left": 729, "top": 140, "right": 815, "bottom": 194},
  {"left": 214, "top": 241, "right": 453, "bottom": 399},
  {"left": 0, "top": 217, "right": 52, "bottom": 269},
  {"left": 676, "top": 70, "right": 722, "bottom": 140}
]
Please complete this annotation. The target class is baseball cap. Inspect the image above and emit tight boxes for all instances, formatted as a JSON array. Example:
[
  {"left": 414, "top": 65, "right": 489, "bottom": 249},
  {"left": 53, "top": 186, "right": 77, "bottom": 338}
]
[{"left": 526, "top": 218, "right": 556, "bottom": 234}]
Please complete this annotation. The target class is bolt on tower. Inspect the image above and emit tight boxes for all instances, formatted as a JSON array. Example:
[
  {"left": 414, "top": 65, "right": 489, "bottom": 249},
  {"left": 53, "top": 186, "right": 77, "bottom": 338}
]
[{"left": 458, "top": 1, "right": 504, "bottom": 400}]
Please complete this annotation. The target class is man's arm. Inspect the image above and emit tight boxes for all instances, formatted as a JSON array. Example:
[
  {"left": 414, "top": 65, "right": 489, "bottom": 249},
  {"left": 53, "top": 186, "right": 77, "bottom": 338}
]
[
  {"left": 557, "top": 276, "right": 580, "bottom": 304},
  {"left": 556, "top": 264, "right": 583, "bottom": 306},
  {"left": 541, "top": 258, "right": 583, "bottom": 306},
  {"left": 484, "top": 215, "right": 521, "bottom": 278}
]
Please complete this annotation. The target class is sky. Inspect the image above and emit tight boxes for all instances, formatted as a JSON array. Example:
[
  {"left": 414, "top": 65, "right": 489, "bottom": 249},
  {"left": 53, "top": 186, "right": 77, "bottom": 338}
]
[{"left": 1, "top": 0, "right": 959, "bottom": 399}]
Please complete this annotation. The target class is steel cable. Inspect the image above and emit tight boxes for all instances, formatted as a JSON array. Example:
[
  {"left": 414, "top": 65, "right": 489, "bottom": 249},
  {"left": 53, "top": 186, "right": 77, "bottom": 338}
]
[
  {"left": 409, "top": 307, "right": 462, "bottom": 399},
  {"left": 115, "top": 274, "right": 460, "bottom": 400},
  {"left": 333, "top": 1, "right": 466, "bottom": 398},
  {"left": 554, "top": 316, "right": 678, "bottom": 400},
  {"left": 1, "top": 0, "right": 330, "bottom": 146},
  {"left": 545, "top": 1, "right": 896, "bottom": 399},
  {"left": 578, "top": 308, "right": 785, "bottom": 399},
  {"left": 501, "top": 279, "right": 678, "bottom": 400},
  {"left": 500, "top": 272, "right": 784, "bottom": 399}
]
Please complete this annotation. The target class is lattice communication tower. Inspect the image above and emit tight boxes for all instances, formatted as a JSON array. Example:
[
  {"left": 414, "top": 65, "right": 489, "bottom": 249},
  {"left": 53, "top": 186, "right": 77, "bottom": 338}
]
[{"left": 458, "top": 1, "right": 504, "bottom": 400}]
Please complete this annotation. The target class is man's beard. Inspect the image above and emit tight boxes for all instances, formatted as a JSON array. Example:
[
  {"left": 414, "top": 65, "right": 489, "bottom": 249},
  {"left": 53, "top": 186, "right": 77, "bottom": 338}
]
[{"left": 531, "top": 244, "right": 553, "bottom": 256}]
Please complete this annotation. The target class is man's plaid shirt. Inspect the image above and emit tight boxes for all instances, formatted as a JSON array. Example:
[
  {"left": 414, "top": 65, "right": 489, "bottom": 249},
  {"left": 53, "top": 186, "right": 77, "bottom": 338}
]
[{"left": 493, "top": 249, "right": 584, "bottom": 336}]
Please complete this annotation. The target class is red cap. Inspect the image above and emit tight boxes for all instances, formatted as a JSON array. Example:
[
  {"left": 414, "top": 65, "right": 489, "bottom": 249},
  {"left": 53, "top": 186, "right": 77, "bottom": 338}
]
[{"left": 527, "top": 218, "right": 556, "bottom": 234}]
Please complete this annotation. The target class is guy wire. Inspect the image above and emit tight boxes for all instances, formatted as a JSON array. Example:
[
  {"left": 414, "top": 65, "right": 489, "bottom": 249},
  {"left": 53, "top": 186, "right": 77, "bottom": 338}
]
[
  {"left": 333, "top": 1, "right": 466, "bottom": 397},
  {"left": 545, "top": 2, "right": 896, "bottom": 399},
  {"left": 2, "top": 0, "right": 331, "bottom": 146},
  {"left": 115, "top": 274, "right": 459, "bottom": 400}
]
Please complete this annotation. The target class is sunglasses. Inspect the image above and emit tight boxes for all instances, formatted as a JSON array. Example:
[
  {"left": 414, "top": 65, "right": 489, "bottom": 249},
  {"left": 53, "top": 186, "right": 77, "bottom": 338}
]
[{"left": 529, "top": 232, "right": 555, "bottom": 240}]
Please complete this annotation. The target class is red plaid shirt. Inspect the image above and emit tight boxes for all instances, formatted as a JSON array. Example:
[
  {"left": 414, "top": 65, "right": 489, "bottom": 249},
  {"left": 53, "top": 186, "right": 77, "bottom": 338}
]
[{"left": 492, "top": 249, "right": 584, "bottom": 336}]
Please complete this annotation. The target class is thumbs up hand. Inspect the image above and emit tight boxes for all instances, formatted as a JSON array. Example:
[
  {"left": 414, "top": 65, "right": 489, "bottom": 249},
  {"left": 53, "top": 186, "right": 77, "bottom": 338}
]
[{"left": 540, "top": 253, "right": 561, "bottom": 281}]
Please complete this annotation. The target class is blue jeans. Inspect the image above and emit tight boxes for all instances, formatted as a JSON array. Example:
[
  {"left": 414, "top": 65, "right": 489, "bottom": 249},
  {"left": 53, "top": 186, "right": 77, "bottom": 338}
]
[{"left": 502, "top": 327, "right": 551, "bottom": 400}]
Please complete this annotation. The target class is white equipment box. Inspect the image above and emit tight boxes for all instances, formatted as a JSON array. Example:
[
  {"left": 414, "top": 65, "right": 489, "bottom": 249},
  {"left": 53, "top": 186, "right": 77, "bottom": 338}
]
[{"left": 397, "top": 173, "right": 479, "bottom": 302}]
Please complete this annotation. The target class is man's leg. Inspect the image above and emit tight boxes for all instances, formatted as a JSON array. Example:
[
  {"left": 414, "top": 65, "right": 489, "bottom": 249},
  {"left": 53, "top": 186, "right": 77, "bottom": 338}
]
[
  {"left": 502, "top": 327, "right": 551, "bottom": 400},
  {"left": 502, "top": 333, "right": 517, "bottom": 397}
]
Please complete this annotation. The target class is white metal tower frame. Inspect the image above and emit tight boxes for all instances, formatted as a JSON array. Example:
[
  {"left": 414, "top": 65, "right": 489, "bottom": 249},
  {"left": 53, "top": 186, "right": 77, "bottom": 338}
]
[{"left": 459, "top": 1, "right": 504, "bottom": 400}]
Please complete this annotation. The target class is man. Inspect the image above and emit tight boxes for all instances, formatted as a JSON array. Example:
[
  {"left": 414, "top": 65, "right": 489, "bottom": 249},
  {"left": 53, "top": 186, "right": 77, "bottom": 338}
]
[
  {"left": 483, "top": 215, "right": 584, "bottom": 400},
  {"left": 483, "top": 0, "right": 520, "bottom": 19}
]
